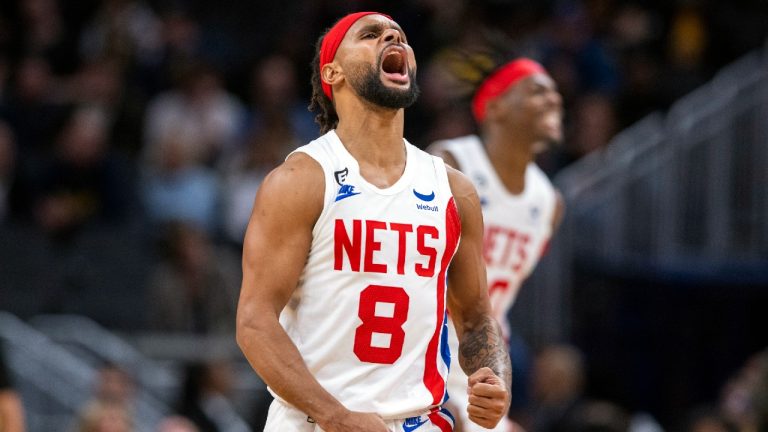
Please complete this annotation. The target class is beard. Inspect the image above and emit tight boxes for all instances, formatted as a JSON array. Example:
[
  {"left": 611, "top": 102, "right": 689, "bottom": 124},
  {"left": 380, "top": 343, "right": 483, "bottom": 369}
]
[{"left": 347, "top": 56, "right": 420, "bottom": 109}]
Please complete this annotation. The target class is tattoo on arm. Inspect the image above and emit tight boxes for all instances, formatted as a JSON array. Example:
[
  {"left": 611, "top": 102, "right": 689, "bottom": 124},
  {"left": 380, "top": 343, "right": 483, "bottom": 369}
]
[{"left": 459, "top": 316, "right": 512, "bottom": 389}]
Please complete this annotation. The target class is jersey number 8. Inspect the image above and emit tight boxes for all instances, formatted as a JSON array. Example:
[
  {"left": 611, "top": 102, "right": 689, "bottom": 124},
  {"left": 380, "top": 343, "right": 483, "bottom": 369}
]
[{"left": 354, "top": 285, "right": 409, "bottom": 364}]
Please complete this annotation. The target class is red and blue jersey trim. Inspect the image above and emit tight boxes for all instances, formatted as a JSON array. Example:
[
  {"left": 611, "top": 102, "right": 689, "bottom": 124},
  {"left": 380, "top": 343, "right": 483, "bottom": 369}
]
[
  {"left": 423, "top": 197, "right": 461, "bottom": 406},
  {"left": 428, "top": 406, "right": 456, "bottom": 431}
]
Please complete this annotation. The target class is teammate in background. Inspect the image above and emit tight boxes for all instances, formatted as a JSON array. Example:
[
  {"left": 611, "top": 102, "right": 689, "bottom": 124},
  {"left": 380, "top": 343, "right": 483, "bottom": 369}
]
[
  {"left": 236, "top": 12, "right": 510, "bottom": 432},
  {"left": 429, "top": 56, "right": 566, "bottom": 431}
]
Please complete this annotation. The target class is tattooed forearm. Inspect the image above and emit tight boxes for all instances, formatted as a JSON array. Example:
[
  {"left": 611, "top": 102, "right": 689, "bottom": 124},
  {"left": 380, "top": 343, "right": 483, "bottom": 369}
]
[{"left": 458, "top": 315, "right": 512, "bottom": 389}]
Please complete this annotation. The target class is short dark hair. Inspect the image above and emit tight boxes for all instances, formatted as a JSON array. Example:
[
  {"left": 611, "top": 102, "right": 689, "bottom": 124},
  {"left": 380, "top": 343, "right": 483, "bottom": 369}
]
[
  {"left": 446, "top": 49, "right": 516, "bottom": 101},
  {"left": 309, "top": 30, "right": 338, "bottom": 134},
  {"left": 443, "top": 30, "right": 525, "bottom": 100}
]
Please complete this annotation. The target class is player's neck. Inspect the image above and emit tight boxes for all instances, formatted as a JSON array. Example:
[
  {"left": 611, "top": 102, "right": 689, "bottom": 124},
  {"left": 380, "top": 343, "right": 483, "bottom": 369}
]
[
  {"left": 483, "top": 129, "right": 535, "bottom": 195},
  {"left": 335, "top": 104, "right": 407, "bottom": 188},
  {"left": 336, "top": 95, "right": 405, "bottom": 145}
]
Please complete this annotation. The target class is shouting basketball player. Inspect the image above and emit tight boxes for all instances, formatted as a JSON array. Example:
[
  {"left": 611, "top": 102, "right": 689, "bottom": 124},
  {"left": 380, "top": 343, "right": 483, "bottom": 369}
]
[{"left": 237, "top": 12, "right": 511, "bottom": 432}]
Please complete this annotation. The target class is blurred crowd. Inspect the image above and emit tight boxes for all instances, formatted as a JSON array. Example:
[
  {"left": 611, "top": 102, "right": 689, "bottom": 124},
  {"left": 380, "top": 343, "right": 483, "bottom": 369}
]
[
  {"left": 3, "top": 339, "right": 768, "bottom": 432},
  {"left": 0, "top": 0, "right": 767, "bottom": 431},
  {"left": 2, "top": 0, "right": 767, "bottom": 246}
]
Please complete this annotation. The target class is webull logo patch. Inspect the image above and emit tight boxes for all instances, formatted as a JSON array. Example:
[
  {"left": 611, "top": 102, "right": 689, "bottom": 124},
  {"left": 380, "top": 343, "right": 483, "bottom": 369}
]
[{"left": 416, "top": 203, "right": 438, "bottom": 212}]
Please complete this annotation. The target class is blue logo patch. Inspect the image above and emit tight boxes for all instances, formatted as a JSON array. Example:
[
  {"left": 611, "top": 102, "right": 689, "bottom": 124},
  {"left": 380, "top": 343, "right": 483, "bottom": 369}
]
[
  {"left": 403, "top": 416, "right": 428, "bottom": 432},
  {"left": 335, "top": 184, "right": 361, "bottom": 202},
  {"left": 413, "top": 189, "right": 435, "bottom": 202}
]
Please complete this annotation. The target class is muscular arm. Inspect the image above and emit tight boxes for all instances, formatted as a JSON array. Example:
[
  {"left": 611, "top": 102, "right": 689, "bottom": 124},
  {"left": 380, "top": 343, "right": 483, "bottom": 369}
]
[
  {"left": 445, "top": 166, "right": 512, "bottom": 427},
  {"left": 236, "top": 154, "right": 386, "bottom": 431}
]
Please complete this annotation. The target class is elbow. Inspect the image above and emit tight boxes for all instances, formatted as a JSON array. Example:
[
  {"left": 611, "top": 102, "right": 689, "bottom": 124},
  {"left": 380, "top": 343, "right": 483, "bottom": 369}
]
[
  {"left": 235, "top": 302, "right": 278, "bottom": 353},
  {"left": 235, "top": 306, "right": 260, "bottom": 352}
]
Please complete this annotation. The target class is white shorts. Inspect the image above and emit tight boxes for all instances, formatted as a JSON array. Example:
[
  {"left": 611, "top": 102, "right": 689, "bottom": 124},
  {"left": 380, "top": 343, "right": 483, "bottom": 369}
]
[
  {"left": 445, "top": 322, "right": 510, "bottom": 432},
  {"left": 263, "top": 399, "right": 456, "bottom": 432}
]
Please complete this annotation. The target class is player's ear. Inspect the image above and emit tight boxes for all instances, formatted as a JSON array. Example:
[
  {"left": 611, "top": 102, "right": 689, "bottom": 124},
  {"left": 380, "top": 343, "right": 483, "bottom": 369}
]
[{"left": 321, "top": 62, "right": 344, "bottom": 88}]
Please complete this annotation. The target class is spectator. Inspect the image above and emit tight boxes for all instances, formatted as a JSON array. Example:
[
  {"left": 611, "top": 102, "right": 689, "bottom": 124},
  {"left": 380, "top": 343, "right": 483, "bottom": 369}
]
[
  {"left": 683, "top": 407, "right": 737, "bottom": 432},
  {"left": 540, "top": 1, "right": 620, "bottom": 102},
  {"left": 0, "top": 121, "right": 16, "bottom": 223},
  {"left": 73, "top": 363, "right": 139, "bottom": 432},
  {"left": 219, "top": 55, "right": 307, "bottom": 246},
  {"left": 157, "top": 416, "right": 200, "bottom": 432},
  {"left": 2, "top": 56, "right": 64, "bottom": 155},
  {"left": 139, "top": 8, "right": 202, "bottom": 94},
  {"left": 140, "top": 132, "right": 221, "bottom": 234},
  {"left": 720, "top": 348, "right": 768, "bottom": 432},
  {"left": 23, "top": 105, "right": 138, "bottom": 240},
  {"left": 218, "top": 114, "right": 295, "bottom": 247},
  {"left": 0, "top": 341, "right": 26, "bottom": 432},
  {"left": 0, "top": 55, "right": 10, "bottom": 104},
  {"left": 93, "top": 364, "right": 135, "bottom": 408},
  {"left": 18, "top": 0, "right": 77, "bottom": 74},
  {"left": 146, "top": 221, "right": 240, "bottom": 334},
  {"left": 566, "top": 92, "right": 618, "bottom": 158},
  {"left": 66, "top": 57, "right": 146, "bottom": 155},
  {"left": 244, "top": 54, "right": 316, "bottom": 145},
  {"left": 74, "top": 400, "right": 133, "bottom": 432},
  {"left": 143, "top": 61, "right": 244, "bottom": 168},
  {"left": 142, "top": 128, "right": 221, "bottom": 235},
  {"left": 176, "top": 361, "right": 250, "bottom": 432},
  {"left": 662, "top": 3, "right": 709, "bottom": 103},
  {"left": 563, "top": 400, "right": 631, "bottom": 432},
  {"left": 140, "top": 63, "right": 241, "bottom": 234},
  {"left": 5, "top": 103, "right": 138, "bottom": 241},
  {"left": 530, "top": 344, "right": 587, "bottom": 432},
  {"left": 78, "top": 0, "right": 163, "bottom": 67},
  {"left": 540, "top": 90, "right": 618, "bottom": 175}
]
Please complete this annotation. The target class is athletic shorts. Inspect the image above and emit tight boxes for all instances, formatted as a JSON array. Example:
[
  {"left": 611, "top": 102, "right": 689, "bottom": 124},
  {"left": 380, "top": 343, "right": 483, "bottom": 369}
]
[{"left": 263, "top": 399, "right": 456, "bottom": 432}]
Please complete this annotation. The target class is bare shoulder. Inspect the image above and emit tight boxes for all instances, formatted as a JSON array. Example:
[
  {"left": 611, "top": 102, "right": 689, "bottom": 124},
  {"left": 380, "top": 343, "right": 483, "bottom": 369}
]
[
  {"left": 263, "top": 151, "right": 323, "bottom": 189},
  {"left": 446, "top": 164, "right": 479, "bottom": 203},
  {"left": 253, "top": 152, "right": 325, "bottom": 226},
  {"left": 445, "top": 165, "right": 482, "bottom": 226}
]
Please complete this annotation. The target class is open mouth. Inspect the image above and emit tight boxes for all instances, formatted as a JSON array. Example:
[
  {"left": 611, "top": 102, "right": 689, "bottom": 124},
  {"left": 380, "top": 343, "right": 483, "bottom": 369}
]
[
  {"left": 380, "top": 46, "right": 409, "bottom": 83},
  {"left": 542, "top": 110, "right": 561, "bottom": 123},
  {"left": 541, "top": 111, "right": 563, "bottom": 134}
]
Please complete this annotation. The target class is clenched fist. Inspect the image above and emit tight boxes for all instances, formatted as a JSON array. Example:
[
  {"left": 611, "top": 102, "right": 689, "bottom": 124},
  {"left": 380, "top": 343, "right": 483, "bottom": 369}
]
[{"left": 466, "top": 367, "right": 510, "bottom": 428}]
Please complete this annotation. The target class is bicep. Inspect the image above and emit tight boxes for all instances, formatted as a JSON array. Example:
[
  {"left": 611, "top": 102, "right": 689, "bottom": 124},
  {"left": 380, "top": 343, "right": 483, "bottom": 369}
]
[{"left": 238, "top": 156, "right": 323, "bottom": 320}]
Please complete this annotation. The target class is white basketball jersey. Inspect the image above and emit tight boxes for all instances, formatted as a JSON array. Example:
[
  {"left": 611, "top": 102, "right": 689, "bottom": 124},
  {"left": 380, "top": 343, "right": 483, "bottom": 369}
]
[
  {"left": 432, "top": 135, "right": 555, "bottom": 337},
  {"left": 277, "top": 130, "right": 460, "bottom": 419}
]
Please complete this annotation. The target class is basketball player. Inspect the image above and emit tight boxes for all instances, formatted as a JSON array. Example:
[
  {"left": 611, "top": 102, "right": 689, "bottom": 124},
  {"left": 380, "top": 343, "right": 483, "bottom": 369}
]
[
  {"left": 429, "top": 57, "right": 565, "bottom": 431},
  {"left": 236, "top": 12, "right": 511, "bottom": 432}
]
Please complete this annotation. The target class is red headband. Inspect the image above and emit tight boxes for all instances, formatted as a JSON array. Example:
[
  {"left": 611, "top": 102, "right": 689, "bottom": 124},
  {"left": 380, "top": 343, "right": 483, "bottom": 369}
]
[
  {"left": 319, "top": 11, "right": 391, "bottom": 100},
  {"left": 471, "top": 58, "right": 547, "bottom": 123}
]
